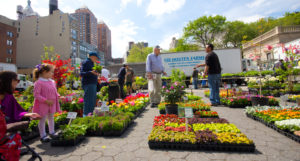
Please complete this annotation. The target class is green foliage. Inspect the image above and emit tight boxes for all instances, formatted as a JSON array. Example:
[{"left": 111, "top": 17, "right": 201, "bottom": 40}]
[
  {"left": 127, "top": 44, "right": 153, "bottom": 63},
  {"left": 161, "top": 82, "right": 186, "bottom": 104},
  {"left": 60, "top": 124, "right": 87, "bottom": 140},
  {"left": 223, "top": 21, "right": 256, "bottom": 47},
  {"left": 93, "top": 63, "right": 102, "bottom": 73},
  {"left": 184, "top": 15, "right": 226, "bottom": 47},
  {"left": 169, "top": 38, "right": 200, "bottom": 52},
  {"left": 98, "top": 86, "right": 108, "bottom": 101},
  {"left": 170, "top": 69, "right": 186, "bottom": 84}
]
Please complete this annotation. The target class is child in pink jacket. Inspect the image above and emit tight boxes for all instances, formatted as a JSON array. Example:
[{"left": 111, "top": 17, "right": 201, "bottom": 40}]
[{"left": 33, "top": 64, "right": 61, "bottom": 143}]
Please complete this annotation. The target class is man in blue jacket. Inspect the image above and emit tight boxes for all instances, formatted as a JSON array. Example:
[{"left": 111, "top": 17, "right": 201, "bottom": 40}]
[{"left": 80, "top": 52, "right": 100, "bottom": 116}]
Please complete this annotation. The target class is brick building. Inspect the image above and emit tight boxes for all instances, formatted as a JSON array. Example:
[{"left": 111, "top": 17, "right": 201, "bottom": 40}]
[
  {"left": 0, "top": 15, "right": 17, "bottom": 64},
  {"left": 97, "top": 21, "right": 112, "bottom": 62}
]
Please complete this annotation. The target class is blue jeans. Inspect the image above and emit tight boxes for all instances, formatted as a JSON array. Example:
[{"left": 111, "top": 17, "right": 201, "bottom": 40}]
[
  {"left": 193, "top": 78, "right": 198, "bottom": 89},
  {"left": 208, "top": 74, "right": 221, "bottom": 104},
  {"left": 83, "top": 84, "right": 97, "bottom": 116}
]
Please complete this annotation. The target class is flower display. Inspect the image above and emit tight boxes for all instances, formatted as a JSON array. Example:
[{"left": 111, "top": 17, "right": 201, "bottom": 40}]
[
  {"left": 195, "top": 111, "right": 218, "bottom": 117},
  {"left": 161, "top": 81, "right": 186, "bottom": 104},
  {"left": 275, "top": 119, "right": 300, "bottom": 131}
]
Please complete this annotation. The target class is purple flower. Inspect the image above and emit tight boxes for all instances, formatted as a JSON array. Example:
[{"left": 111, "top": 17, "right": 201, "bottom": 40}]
[
  {"left": 181, "top": 86, "right": 184, "bottom": 88},
  {"left": 87, "top": 112, "right": 93, "bottom": 116},
  {"left": 288, "top": 64, "right": 292, "bottom": 68},
  {"left": 285, "top": 57, "right": 289, "bottom": 62},
  {"left": 170, "top": 86, "right": 174, "bottom": 89},
  {"left": 290, "top": 56, "right": 294, "bottom": 61}
]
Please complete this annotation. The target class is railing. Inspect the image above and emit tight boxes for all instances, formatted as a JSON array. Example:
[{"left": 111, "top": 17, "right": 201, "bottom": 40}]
[{"left": 242, "top": 25, "right": 300, "bottom": 49}]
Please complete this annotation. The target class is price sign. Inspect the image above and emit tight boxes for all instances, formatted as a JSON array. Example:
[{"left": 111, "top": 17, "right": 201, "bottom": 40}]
[
  {"left": 101, "top": 101, "right": 109, "bottom": 112},
  {"left": 178, "top": 107, "right": 193, "bottom": 118},
  {"left": 115, "top": 99, "right": 123, "bottom": 104},
  {"left": 226, "top": 84, "right": 231, "bottom": 89},
  {"left": 67, "top": 112, "right": 77, "bottom": 119},
  {"left": 185, "top": 107, "right": 193, "bottom": 118}
]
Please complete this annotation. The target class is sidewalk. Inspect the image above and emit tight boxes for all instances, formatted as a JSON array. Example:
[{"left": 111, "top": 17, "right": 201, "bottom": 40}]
[{"left": 21, "top": 89, "right": 300, "bottom": 161}]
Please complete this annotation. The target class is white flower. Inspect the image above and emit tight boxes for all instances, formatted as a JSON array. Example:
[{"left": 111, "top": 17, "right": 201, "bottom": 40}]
[{"left": 275, "top": 119, "right": 300, "bottom": 127}]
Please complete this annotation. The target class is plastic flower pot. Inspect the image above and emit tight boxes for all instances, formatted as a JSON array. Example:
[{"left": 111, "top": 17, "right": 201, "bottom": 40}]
[
  {"left": 250, "top": 96, "right": 269, "bottom": 106},
  {"left": 165, "top": 104, "right": 178, "bottom": 115}
]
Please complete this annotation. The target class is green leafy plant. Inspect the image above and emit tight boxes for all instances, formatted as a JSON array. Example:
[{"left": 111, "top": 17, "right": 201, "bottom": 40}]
[
  {"left": 60, "top": 124, "right": 87, "bottom": 140},
  {"left": 161, "top": 82, "right": 186, "bottom": 104},
  {"left": 93, "top": 63, "right": 102, "bottom": 73}
]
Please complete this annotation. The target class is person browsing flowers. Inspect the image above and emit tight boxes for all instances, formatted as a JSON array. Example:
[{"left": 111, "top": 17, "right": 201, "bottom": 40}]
[{"left": 32, "top": 64, "right": 61, "bottom": 143}]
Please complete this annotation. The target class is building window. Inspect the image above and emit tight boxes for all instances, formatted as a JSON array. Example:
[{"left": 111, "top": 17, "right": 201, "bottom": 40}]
[
  {"left": 18, "top": 28, "right": 20, "bottom": 32},
  {"left": 36, "top": 32, "right": 38, "bottom": 36},
  {"left": 7, "top": 49, "right": 13, "bottom": 54},
  {"left": 7, "top": 40, "right": 13, "bottom": 46},
  {"left": 6, "top": 58, "right": 12, "bottom": 63},
  {"left": 6, "top": 32, "right": 13, "bottom": 37}
]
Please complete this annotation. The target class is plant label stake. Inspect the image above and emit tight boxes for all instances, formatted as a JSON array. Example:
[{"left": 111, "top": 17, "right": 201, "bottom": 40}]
[
  {"left": 116, "top": 99, "right": 122, "bottom": 104},
  {"left": 184, "top": 107, "right": 193, "bottom": 133},
  {"left": 67, "top": 112, "right": 77, "bottom": 125},
  {"left": 183, "top": 96, "right": 188, "bottom": 101},
  {"left": 101, "top": 101, "right": 109, "bottom": 116}
]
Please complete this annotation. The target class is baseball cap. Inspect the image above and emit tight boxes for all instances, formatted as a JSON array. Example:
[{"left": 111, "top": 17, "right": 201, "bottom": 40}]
[
  {"left": 89, "top": 52, "right": 100, "bottom": 59},
  {"left": 155, "top": 45, "right": 162, "bottom": 50}
]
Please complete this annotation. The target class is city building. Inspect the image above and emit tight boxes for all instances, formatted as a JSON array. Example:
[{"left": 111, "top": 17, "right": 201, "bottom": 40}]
[
  {"left": 169, "top": 37, "right": 178, "bottom": 50},
  {"left": 97, "top": 21, "right": 112, "bottom": 62},
  {"left": 79, "top": 41, "right": 105, "bottom": 66},
  {"left": 0, "top": 15, "right": 17, "bottom": 64},
  {"left": 72, "top": 6, "right": 98, "bottom": 48},
  {"left": 17, "top": 0, "right": 39, "bottom": 20},
  {"left": 242, "top": 25, "right": 300, "bottom": 68},
  {"left": 16, "top": 9, "right": 80, "bottom": 71},
  {"left": 112, "top": 58, "right": 124, "bottom": 64}
]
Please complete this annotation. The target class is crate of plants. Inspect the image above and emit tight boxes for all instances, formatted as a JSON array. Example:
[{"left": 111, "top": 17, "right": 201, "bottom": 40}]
[
  {"left": 71, "top": 112, "right": 134, "bottom": 137},
  {"left": 21, "top": 120, "right": 40, "bottom": 141},
  {"left": 148, "top": 114, "right": 255, "bottom": 152},
  {"left": 158, "top": 100, "right": 211, "bottom": 115},
  {"left": 221, "top": 96, "right": 252, "bottom": 108},
  {"left": 51, "top": 124, "right": 87, "bottom": 146},
  {"left": 245, "top": 106, "right": 300, "bottom": 143},
  {"left": 194, "top": 111, "right": 219, "bottom": 118}
]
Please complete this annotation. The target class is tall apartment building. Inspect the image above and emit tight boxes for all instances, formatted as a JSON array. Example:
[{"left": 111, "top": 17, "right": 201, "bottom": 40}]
[
  {"left": 0, "top": 16, "right": 17, "bottom": 64},
  {"left": 97, "top": 21, "right": 112, "bottom": 62},
  {"left": 16, "top": 9, "right": 80, "bottom": 70},
  {"left": 72, "top": 6, "right": 98, "bottom": 48}
]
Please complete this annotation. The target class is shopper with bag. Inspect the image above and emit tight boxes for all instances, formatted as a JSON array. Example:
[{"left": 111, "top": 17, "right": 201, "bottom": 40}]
[{"left": 146, "top": 45, "right": 166, "bottom": 108}]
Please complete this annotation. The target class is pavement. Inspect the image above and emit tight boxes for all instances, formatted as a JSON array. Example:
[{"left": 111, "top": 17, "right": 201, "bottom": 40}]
[{"left": 20, "top": 89, "right": 300, "bottom": 161}]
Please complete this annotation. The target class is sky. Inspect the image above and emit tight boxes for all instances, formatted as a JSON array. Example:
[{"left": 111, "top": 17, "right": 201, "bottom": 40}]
[{"left": 1, "top": 0, "right": 300, "bottom": 58}]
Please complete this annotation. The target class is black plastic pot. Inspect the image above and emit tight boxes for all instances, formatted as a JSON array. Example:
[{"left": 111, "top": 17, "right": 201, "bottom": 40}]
[
  {"left": 250, "top": 97, "right": 269, "bottom": 106},
  {"left": 165, "top": 104, "right": 178, "bottom": 115},
  {"left": 108, "top": 84, "right": 120, "bottom": 103}
]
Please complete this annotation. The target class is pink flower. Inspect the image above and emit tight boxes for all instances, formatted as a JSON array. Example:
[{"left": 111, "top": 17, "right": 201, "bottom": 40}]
[
  {"left": 181, "top": 86, "right": 184, "bottom": 88},
  {"left": 170, "top": 86, "right": 174, "bottom": 89},
  {"left": 162, "top": 86, "right": 166, "bottom": 89},
  {"left": 166, "top": 90, "right": 170, "bottom": 93},
  {"left": 174, "top": 82, "right": 178, "bottom": 86},
  {"left": 78, "top": 98, "right": 84, "bottom": 103},
  {"left": 266, "top": 45, "right": 273, "bottom": 50}
]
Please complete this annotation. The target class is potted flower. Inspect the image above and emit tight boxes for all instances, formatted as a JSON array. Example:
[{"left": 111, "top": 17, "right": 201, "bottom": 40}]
[{"left": 161, "top": 82, "right": 186, "bottom": 115}]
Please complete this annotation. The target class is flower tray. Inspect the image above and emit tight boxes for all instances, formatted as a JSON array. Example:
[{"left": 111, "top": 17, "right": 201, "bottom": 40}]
[
  {"left": 51, "top": 135, "right": 85, "bottom": 146},
  {"left": 159, "top": 109, "right": 166, "bottom": 115},
  {"left": 148, "top": 141, "right": 255, "bottom": 152},
  {"left": 246, "top": 113, "right": 300, "bottom": 143},
  {"left": 21, "top": 130, "right": 40, "bottom": 141},
  {"left": 194, "top": 115, "right": 219, "bottom": 118},
  {"left": 229, "top": 105, "right": 248, "bottom": 108}
]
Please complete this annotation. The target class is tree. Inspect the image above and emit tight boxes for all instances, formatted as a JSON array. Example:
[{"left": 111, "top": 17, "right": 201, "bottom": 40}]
[
  {"left": 183, "top": 15, "right": 226, "bottom": 47},
  {"left": 169, "top": 38, "right": 200, "bottom": 52},
  {"left": 127, "top": 44, "right": 153, "bottom": 63},
  {"left": 223, "top": 21, "right": 257, "bottom": 48}
]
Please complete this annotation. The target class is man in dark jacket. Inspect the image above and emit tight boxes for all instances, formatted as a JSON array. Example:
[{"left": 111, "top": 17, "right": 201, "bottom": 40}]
[
  {"left": 118, "top": 64, "right": 128, "bottom": 99},
  {"left": 192, "top": 68, "right": 199, "bottom": 89},
  {"left": 196, "top": 44, "right": 221, "bottom": 106},
  {"left": 80, "top": 52, "right": 100, "bottom": 116}
]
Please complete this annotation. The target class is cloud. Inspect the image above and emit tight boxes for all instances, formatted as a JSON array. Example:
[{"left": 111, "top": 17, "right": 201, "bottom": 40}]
[
  {"left": 146, "top": 0, "right": 186, "bottom": 17},
  {"left": 159, "top": 33, "right": 180, "bottom": 50},
  {"left": 110, "top": 19, "right": 140, "bottom": 58},
  {"left": 116, "top": 0, "right": 144, "bottom": 14},
  {"left": 237, "top": 14, "right": 265, "bottom": 23},
  {"left": 247, "top": 0, "right": 267, "bottom": 8}
]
